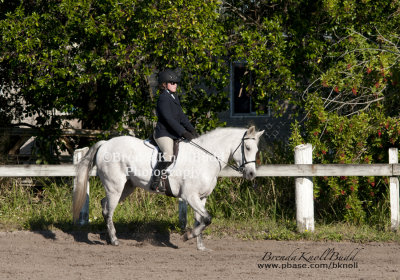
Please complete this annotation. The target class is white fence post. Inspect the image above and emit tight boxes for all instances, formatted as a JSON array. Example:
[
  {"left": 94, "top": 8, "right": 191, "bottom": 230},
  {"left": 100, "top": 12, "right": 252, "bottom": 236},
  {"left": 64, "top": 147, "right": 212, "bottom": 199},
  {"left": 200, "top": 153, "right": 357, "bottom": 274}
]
[
  {"left": 389, "top": 148, "right": 399, "bottom": 231},
  {"left": 73, "top": 147, "right": 90, "bottom": 226},
  {"left": 179, "top": 198, "right": 188, "bottom": 230},
  {"left": 294, "top": 143, "right": 314, "bottom": 232}
]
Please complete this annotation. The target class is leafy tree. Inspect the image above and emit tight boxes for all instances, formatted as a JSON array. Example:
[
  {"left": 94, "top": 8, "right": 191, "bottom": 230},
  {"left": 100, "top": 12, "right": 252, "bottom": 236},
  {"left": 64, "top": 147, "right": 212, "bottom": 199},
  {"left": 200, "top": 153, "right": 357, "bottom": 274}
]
[
  {"left": 0, "top": 0, "right": 230, "bottom": 127},
  {"left": 290, "top": 0, "right": 400, "bottom": 223},
  {"left": 0, "top": 0, "right": 229, "bottom": 161},
  {"left": 303, "top": 0, "right": 400, "bottom": 117},
  {"left": 220, "top": 0, "right": 400, "bottom": 223}
]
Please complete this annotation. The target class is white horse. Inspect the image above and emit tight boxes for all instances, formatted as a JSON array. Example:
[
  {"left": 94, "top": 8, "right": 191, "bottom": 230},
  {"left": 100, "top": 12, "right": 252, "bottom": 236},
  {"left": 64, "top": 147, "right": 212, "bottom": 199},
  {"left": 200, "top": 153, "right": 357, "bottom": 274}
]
[{"left": 73, "top": 126, "right": 264, "bottom": 250}]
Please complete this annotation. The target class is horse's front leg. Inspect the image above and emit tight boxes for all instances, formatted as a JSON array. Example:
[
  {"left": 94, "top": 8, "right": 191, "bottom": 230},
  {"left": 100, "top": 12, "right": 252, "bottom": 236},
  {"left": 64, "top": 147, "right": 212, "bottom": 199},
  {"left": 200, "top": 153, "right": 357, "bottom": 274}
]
[
  {"left": 183, "top": 196, "right": 212, "bottom": 250},
  {"left": 194, "top": 217, "right": 210, "bottom": 251}
]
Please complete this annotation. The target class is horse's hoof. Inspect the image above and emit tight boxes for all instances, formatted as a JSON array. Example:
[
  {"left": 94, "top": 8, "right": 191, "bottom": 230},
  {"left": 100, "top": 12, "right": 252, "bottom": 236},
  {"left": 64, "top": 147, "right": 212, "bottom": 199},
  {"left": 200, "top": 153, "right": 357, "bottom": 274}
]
[
  {"left": 182, "top": 230, "right": 192, "bottom": 242},
  {"left": 111, "top": 239, "right": 119, "bottom": 246},
  {"left": 198, "top": 246, "right": 213, "bottom": 252}
]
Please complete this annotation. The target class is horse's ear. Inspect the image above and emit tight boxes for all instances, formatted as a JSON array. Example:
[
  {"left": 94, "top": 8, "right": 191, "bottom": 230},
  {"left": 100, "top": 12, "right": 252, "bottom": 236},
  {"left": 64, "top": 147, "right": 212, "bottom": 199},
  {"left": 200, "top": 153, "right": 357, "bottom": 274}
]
[
  {"left": 256, "top": 130, "right": 265, "bottom": 140},
  {"left": 247, "top": 126, "right": 256, "bottom": 137}
]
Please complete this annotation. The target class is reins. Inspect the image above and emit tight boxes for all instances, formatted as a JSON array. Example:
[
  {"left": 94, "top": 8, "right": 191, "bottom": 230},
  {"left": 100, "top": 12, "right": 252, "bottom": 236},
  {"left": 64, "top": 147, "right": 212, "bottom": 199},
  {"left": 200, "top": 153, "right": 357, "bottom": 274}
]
[
  {"left": 188, "top": 140, "right": 239, "bottom": 171},
  {"left": 188, "top": 131, "right": 256, "bottom": 173}
]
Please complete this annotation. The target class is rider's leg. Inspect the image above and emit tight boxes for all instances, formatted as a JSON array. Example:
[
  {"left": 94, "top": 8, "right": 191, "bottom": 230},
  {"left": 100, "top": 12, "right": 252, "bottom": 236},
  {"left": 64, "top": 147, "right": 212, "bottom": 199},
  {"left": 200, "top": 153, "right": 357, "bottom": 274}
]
[
  {"left": 151, "top": 136, "right": 174, "bottom": 192},
  {"left": 154, "top": 136, "right": 174, "bottom": 162}
]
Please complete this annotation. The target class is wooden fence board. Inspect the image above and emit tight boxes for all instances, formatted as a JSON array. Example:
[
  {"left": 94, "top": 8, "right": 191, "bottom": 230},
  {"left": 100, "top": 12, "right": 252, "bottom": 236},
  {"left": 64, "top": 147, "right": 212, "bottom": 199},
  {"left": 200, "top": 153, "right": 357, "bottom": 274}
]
[
  {"left": 220, "top": 164, "right": 396, "bottom": 177},
  {"left": 0, "top": 164, "right": 398, "bottom": 177},
  {"left": 0, "top": 127, "right": 127, "bottom": 137}
]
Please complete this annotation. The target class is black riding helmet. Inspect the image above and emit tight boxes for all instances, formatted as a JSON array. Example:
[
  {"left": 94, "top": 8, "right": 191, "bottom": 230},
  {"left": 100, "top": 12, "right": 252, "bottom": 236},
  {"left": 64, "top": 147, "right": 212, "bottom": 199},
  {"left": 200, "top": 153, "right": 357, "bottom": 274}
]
[{"left": 158, "top": 69, "right": 180, "bottom": 84}]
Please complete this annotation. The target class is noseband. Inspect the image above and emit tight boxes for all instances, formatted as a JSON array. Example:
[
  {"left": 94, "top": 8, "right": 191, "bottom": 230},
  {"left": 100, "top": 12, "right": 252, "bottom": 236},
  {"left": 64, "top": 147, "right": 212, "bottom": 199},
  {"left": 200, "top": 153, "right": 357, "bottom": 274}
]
[{"left": 231, "top": 131, "right": 257, "bottom": 173}]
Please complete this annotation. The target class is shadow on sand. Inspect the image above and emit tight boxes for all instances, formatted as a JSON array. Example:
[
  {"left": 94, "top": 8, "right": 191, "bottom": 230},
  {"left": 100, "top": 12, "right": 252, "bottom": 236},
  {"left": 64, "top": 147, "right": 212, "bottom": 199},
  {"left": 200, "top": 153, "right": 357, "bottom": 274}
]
[{"left": 27, "top": 219, "right": 180, "bottom": 249}]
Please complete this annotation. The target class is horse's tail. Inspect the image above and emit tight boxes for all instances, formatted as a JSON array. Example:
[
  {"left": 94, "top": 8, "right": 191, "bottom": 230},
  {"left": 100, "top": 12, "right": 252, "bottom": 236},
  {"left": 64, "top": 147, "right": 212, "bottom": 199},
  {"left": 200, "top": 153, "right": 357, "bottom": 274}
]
[{"left": 72, "top": 140, "right": 107, "bottom": 222}]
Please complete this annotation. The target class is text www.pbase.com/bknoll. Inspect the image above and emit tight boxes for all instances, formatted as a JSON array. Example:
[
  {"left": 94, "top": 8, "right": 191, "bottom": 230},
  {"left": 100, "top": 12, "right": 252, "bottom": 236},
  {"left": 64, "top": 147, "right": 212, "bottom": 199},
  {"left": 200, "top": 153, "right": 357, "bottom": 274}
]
[{"left": 257, "top": 261, "right": 358, "bottom": 270}]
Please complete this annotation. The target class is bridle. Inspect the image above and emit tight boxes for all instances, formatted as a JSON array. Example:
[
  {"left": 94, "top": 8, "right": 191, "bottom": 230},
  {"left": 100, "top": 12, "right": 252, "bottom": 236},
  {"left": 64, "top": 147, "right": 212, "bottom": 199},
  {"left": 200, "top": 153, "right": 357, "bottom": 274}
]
[
  {"left": 189, "top": 131, "right": 258, "bottom": 173},
  {"left": 231, "top": 131, "right": 258, "bottom": 172}
]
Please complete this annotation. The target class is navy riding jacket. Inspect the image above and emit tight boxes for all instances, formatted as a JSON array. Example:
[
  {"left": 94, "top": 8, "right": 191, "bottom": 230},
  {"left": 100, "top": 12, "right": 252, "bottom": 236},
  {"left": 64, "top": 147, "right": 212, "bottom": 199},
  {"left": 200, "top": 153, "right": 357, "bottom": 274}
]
[{"left": 154, "top": 89, "right": 195, "bottom": 140}]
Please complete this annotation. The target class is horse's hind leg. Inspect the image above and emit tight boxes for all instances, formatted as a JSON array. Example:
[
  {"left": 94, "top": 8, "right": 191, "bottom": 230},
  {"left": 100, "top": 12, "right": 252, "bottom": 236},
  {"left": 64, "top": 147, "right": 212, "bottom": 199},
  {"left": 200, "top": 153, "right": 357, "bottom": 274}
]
[
  {"left": 101, "top": 192, "right": 121, "bottom": 246},
  {"left": 119, "top": 180, "right": 136, "bottom": 203},
  {"left": 100, "top": 178, "right": 128, "bottom": 246},
  {"left": 101, "top": 180, "right": 136, "bottom": 224}
]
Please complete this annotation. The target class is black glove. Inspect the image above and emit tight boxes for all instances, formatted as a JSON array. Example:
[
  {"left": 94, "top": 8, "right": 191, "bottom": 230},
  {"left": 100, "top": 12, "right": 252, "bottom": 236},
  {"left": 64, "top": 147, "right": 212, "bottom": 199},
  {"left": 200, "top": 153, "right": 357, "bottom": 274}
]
[
  {"left": 191, "top": 130, "right": 199, "bottom": 138},
  {"left": 182, "top": 131, "right": 195, "bottom": 141}
]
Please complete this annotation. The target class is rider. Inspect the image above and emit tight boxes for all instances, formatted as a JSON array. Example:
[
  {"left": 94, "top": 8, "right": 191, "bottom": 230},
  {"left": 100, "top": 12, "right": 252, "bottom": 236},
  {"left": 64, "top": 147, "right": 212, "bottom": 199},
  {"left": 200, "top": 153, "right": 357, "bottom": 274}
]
[{"left": 151, "top": 69, "right": 198, "bottom": 192}]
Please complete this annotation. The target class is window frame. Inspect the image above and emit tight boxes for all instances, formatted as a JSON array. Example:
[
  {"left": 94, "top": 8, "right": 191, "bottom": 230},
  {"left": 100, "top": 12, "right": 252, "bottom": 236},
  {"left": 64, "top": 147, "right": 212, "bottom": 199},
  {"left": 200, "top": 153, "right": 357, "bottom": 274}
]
[{"left": 229, "top": 60, "right": 270, "bottom": 118}]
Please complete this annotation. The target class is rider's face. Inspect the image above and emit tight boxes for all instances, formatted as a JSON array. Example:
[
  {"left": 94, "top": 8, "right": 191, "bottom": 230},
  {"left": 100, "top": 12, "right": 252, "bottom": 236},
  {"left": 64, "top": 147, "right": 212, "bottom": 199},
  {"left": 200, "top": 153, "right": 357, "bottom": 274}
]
[{"left": 166, "top": 82, "right": 177, "bottom": 93}]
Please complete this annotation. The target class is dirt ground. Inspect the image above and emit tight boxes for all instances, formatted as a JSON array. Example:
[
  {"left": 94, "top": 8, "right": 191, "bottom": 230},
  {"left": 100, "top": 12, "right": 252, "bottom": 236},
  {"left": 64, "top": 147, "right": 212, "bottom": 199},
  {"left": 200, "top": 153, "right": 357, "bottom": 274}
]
[{"left": 0, "top": 230, "right": 399, "bottom": 280}]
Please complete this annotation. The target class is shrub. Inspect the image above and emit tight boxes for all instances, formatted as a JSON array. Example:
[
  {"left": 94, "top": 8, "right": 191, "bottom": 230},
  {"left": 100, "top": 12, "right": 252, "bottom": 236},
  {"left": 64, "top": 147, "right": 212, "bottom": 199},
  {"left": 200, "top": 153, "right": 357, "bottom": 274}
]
[{"left": 290, "top": 94, "right": 399, "bottom": 225}]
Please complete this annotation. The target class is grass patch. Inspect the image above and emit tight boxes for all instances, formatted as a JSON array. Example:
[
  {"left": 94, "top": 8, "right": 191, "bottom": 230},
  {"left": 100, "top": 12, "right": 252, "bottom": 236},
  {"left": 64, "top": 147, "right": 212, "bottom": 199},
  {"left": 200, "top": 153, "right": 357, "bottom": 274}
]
[
  {"left": 0, "top": 177, "right": 399, "bottom": 243},
  {"left": 202, "top": 218, "right": 400, "bottom": 243}
]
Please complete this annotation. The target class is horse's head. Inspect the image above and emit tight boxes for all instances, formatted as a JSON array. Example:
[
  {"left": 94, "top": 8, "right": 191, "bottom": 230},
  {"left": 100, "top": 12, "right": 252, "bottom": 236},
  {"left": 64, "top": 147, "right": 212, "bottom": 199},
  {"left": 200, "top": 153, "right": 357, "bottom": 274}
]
[{"left": 232, "top": 126, "right": 264, "bottom": 180}]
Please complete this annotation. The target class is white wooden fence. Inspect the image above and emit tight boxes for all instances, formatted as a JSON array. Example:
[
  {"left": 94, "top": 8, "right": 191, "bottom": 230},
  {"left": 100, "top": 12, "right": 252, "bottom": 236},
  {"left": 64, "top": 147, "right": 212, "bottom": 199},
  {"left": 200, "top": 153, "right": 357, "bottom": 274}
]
[{"left": 0, "top": 145, "right": 398, "bottom": 232}]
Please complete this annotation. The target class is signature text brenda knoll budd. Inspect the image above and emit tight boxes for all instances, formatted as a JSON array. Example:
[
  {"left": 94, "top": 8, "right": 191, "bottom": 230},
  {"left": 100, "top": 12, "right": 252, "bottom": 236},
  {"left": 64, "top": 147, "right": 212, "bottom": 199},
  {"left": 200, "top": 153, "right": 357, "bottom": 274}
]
[{"left": 258, "top": 247, "right": 363, "bottom": 270}]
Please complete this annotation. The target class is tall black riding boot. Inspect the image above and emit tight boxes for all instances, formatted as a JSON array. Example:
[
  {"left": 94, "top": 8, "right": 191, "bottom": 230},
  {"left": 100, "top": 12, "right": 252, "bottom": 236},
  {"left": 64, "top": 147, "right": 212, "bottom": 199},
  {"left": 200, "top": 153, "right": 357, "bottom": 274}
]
[{"left": 150, "top": 161, "right": 173, "bottom": 192}]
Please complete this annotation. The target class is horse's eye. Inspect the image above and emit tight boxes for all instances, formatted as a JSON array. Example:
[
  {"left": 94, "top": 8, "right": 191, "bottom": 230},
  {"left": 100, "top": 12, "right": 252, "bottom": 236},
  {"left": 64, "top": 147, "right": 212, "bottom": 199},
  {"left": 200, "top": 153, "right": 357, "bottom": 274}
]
[{"left": 245, "top": 145, "right": 250, "bottom": 151}]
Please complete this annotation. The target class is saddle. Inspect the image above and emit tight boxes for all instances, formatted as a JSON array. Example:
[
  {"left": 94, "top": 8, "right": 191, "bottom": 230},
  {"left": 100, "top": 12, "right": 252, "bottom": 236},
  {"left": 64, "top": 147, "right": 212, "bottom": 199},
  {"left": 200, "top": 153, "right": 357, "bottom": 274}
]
[{"left": 145, "top": 134, "right": 181, "bottom": 197}]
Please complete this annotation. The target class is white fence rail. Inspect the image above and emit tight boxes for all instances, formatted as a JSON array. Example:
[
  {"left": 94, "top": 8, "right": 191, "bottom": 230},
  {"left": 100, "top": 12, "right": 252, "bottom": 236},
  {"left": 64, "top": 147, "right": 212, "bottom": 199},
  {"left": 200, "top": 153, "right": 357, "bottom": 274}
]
[
  {"left": 1, "top": 163, "right": 399, "bottom": 177},
  {"left": 0, "top": 145, "right": 398, "bottom": 231}
]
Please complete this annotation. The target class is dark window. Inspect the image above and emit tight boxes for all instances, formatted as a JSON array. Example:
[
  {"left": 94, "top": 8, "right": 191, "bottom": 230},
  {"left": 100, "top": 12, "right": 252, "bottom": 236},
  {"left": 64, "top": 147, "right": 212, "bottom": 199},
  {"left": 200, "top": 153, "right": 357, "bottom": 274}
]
[{"left": 231, "top": 61, "right": 267, "bottom": 116}]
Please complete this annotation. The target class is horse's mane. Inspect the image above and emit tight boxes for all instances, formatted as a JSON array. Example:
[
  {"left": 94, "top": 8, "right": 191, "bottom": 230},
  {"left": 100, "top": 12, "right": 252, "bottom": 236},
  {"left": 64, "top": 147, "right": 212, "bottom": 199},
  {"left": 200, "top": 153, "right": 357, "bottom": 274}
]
[{"left": 197, "top": 127, "right": 246, "bottom": 144}]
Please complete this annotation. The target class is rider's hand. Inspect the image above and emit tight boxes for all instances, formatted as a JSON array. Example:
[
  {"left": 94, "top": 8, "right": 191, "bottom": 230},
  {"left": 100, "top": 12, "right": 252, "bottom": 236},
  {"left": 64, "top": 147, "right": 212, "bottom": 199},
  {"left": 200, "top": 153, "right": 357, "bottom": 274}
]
[
  {"left": 182, "top": 131, "right": 195, "bottom": 141},
  {"left": 191, "top": 130, "right": 199, "bottom": 138}
]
